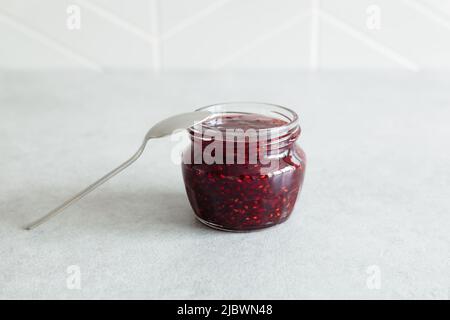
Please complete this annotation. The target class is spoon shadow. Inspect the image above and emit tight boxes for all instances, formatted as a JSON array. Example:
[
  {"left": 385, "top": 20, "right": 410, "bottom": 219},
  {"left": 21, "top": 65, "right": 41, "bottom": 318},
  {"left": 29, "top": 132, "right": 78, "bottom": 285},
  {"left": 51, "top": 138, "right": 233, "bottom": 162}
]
[{"left": 16, "top": 188, "right": 211, "bottom": 234}]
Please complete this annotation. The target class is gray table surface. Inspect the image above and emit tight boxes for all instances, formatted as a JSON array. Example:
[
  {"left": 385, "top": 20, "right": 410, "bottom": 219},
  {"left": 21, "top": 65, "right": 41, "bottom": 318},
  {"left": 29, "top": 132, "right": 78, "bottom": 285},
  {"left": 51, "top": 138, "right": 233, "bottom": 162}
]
[{"left": 0, "top": 71, "right": 449, "bottom": 299}]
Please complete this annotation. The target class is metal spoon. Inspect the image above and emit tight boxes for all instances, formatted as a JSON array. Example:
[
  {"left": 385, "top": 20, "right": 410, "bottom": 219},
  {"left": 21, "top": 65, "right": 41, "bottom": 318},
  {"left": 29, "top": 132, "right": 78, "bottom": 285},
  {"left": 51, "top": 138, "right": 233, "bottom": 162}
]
[{"left": 25, "top": 111, "right": 212, "bottom": 230}]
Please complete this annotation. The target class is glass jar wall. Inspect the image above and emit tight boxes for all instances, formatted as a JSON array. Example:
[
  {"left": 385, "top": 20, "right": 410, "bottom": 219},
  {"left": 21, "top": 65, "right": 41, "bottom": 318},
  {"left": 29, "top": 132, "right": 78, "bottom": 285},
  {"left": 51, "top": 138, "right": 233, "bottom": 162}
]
[{"left": 182, "top": 102, "right": 306, "bottom": 231}]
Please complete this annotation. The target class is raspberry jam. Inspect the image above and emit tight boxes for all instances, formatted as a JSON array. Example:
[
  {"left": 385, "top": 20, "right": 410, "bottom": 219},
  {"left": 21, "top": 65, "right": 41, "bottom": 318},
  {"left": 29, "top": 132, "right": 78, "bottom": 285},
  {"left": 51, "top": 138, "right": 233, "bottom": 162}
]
[{"left": 182, "top": 103, "right": 306, "bottom": 231}]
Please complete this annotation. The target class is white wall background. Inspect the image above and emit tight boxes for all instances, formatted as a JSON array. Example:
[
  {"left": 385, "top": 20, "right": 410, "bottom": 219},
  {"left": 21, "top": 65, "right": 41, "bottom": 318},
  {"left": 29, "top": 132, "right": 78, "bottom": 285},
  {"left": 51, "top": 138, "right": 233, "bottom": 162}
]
[{"left": 1, "top": 0, "right": 450, "bottom": 71}]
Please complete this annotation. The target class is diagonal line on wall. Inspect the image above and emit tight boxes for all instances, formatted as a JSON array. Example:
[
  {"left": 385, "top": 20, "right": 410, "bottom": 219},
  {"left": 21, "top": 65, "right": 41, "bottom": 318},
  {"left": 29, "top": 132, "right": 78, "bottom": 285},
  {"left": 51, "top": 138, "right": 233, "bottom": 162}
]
[
  {"left": 162, "top": 0, "right": 233, "bottom": 41},
  {"left": 76, "top": 0, "right": 156, "bottom": 44},
  {"left": 0, "top": 11, "right": 102, "bottom": 72},
  {"left": 401, "top": 0, "right": 450, "bottom": 31},
  {"left": 319, "top": 10, "right": 420, "bottom": 72},
  {"left": 212, "top": 12, "right": 311, "bottom": 70}
]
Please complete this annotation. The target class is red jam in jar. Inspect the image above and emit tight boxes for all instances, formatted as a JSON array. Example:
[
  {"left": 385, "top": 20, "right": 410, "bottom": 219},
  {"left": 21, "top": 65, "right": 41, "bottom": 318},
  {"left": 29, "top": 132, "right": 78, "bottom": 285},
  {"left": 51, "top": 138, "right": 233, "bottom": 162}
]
[{"left": 182, "top": 103, "right": 306, "bottom": 231}]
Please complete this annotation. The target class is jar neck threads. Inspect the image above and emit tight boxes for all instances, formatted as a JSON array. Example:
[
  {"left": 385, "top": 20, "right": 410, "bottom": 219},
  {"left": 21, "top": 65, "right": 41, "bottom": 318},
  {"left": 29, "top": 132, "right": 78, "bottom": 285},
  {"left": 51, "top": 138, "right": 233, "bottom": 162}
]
[{"left": 184, "top": 102, "right": 301, "bottom": 165}]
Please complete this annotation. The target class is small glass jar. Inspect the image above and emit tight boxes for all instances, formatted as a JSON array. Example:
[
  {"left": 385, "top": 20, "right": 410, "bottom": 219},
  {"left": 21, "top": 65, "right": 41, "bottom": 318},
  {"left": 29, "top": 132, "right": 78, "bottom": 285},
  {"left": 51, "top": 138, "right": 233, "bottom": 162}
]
[{"left": 181, "top": 102, "right": 306, "bottom": 231}]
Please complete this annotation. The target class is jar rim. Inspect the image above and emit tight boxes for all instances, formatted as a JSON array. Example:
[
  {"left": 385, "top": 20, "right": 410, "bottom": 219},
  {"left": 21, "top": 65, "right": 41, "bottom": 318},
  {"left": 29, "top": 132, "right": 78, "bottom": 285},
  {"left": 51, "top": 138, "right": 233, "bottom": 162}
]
[{"left": 193, "top": 101, "right": 300, "bottom": 138}]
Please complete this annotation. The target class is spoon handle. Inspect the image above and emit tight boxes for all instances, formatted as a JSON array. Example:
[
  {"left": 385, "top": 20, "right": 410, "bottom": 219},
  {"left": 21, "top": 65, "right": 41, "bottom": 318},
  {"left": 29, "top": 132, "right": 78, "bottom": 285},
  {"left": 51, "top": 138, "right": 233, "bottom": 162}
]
[{"left": 25, "top": 141, "right": 147, "bottom": 230}]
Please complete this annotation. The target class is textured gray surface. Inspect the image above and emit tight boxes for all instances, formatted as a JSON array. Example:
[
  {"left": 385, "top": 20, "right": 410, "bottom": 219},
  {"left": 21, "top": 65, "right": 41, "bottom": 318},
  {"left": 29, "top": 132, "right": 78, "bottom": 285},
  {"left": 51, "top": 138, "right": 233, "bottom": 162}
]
[{"left": 0, "top": 71, "right": 449, "bottom": 299}]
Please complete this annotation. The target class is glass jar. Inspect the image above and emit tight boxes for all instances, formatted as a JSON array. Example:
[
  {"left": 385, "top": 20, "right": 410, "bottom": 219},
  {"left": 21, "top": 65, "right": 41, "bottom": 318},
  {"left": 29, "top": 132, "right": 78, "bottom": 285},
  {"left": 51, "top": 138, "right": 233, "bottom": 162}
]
[{"left": 181, "top": 102, "right": 306, "bottom": 231}]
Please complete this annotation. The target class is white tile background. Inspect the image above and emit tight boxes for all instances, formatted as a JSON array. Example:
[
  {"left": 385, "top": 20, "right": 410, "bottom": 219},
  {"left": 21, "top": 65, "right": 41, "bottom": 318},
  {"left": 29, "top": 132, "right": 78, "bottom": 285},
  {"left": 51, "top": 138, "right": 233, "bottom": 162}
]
[{"left": 0, "top": 0, "right": 450, "bottom": 71}]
